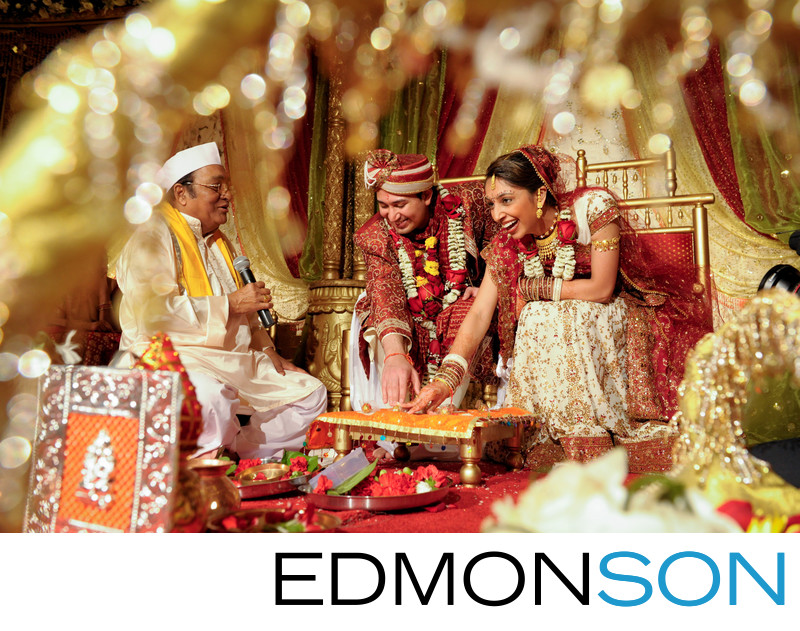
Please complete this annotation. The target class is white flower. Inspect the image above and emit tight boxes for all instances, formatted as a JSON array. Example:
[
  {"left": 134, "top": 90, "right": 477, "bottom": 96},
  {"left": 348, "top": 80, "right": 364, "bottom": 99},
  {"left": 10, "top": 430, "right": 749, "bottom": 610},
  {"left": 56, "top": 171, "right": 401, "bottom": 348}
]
[
  {"left": 55, "top": 330, "right": 82, "bottom": 365},
  {"left": 483, "top": 448, "right": 742, "bottom": 533},
  {"left": 523, "top": 254, "right": 545, "bottom": 279}
]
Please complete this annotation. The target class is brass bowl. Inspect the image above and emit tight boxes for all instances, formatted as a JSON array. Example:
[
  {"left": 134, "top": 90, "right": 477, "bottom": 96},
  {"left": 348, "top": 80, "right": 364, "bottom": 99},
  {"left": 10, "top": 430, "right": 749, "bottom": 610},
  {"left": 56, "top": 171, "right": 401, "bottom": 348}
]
[
  {"left": 186, "top": 458, "right": 234, "bottom": 474},
  {"left": 238, "top": 462, "right": 290, "bottom": 485},
  {"left": 207, "top": 508, "right": 341, "bottom": 533}
]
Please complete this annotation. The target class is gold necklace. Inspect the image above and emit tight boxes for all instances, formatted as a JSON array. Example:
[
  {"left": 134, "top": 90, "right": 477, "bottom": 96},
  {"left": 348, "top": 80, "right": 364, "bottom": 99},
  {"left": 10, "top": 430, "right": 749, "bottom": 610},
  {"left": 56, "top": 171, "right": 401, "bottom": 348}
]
[
  {"left": 533, "top": 208, "right": 558, "bottom": 240},
  {"left": 533, "top": 209, "right": 559, "bottom": 260}
]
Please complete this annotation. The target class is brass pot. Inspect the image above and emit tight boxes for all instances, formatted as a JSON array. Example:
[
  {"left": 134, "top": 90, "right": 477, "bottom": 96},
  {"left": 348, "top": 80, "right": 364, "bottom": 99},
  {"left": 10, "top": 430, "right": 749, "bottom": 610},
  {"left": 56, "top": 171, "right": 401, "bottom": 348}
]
[
  {"left": 171, "top": 463, "right": 209, "bottom": 533},
  {"left": 186, "top": 459, "right": 241, "bottom": 525}
]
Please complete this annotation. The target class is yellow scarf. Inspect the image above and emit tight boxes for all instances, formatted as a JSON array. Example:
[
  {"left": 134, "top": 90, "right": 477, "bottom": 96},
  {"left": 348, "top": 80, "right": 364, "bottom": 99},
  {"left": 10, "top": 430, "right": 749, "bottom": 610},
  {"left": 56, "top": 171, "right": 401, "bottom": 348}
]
[{"left": 158, "top": 202, "right": 242, "bottom": 297}]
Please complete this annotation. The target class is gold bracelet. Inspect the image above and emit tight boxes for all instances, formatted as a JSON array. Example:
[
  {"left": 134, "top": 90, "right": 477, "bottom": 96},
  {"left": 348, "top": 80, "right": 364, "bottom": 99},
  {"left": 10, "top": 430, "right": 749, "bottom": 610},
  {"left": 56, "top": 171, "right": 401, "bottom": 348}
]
[
  {"left": 540, "top": 277, "right": 553, "bottom": 301},
  {"left": 433, "top": 377, "right": 454, "bottom": 400},
  {"left": 592, "top": 236, "right": 620, "bottom": 252}
]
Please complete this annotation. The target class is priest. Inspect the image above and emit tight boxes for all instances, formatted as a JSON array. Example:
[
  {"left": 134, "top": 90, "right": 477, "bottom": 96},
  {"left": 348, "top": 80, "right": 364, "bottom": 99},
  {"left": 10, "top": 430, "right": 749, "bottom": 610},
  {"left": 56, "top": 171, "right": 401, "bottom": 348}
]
[{"left": 112, "top": 142, "right": 326, "bottom": 459}]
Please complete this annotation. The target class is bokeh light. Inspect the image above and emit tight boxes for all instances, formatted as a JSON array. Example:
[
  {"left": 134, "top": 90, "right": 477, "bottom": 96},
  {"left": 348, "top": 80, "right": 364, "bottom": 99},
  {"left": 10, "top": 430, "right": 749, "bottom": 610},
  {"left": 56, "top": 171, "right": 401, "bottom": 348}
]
[
  {"left": 285, "top": 1, "right": 312, "bottom": 28},
  {"left": 620, "top": 88, "right": 643, "bottom": 109},
  {"left": 241, "top": 73, "right": 267, "bottom": 100},
  {"left": 726, "top": 53, "right": 753, "bottom": 77},
  {"left": 17, "top": 350, "right": 51, "bottom": 379},
  {"left": 0, "top": 353, "right": 19, "bottom": 381},
  {"left": 499, "top": 27, "right": 520, "bottom": 51},
  {"left": 371, "top": 26, "right": 392, "bottom": 50},
  {"left": 267, "top": 186, "right": 291, "bottom": 217},
  {"left": 88, "top": 87, "right": 118, "bottom": 115},
  {"left": 124, "top": 196, "right": 153, "bottom": 224},
  {"left": 125, "top": 12, "right": 152, "bottom": 39},
  {"left": 422, "top": 0, "right": 447, "bottom": 27},
  {"left": 648, "top": 133, "right": 672, "bottom": 154},
  {"left": 91, "top": 40, "right": 122, "bottom": 67},
  {"left": 48, "top": 84, "right": 80, "bottom": 114},
  {"left": 7, "top": 393, "right": 37, "bottom": 437},
  {"left": 0, "top": 437, "right": 32, "bottom": 470},
  {"left": 552, "top": 111, "right": 576, "bottom": 135},
  {"left": 746, "top": 10, "right": 773, "bottom": 36},
  {"left": 136, "top": 182, "right": 163, "bottom": 206},
  {"left": 740, "top": 78, "right": 767, "bottom": 106},
  {"left": 598, "top": 0, "right": 623, "bottom": 24},
  {"left": 148, "top": 27, "right": 177, "bottom": 59}
]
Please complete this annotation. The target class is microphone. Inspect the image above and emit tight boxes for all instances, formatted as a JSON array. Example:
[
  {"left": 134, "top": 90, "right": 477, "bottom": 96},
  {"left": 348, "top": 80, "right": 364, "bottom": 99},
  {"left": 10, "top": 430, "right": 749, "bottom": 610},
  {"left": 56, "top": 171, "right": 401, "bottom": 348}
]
[{"left": 232, "top": 255, "right": 274, "bottom": 328}]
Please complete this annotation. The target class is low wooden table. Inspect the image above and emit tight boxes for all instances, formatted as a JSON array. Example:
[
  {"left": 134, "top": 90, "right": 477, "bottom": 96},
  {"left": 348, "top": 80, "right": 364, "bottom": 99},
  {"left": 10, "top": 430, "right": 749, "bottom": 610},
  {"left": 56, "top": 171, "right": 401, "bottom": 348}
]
[{"left": 312, "top": 407, "right": 534, "bottom": 486}]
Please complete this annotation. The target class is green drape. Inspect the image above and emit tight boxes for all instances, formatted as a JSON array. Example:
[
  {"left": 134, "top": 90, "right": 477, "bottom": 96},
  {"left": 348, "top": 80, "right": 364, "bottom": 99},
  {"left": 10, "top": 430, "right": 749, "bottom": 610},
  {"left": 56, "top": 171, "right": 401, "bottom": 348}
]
[
  {"left": 378, "top": 50, "right": 446, "bottom": 160},
  {"left": 726, "top": 43, "right": 800, "bottom": 240},
  {"left": 298, "top": 70, "right": 329, "bottom": 282}
]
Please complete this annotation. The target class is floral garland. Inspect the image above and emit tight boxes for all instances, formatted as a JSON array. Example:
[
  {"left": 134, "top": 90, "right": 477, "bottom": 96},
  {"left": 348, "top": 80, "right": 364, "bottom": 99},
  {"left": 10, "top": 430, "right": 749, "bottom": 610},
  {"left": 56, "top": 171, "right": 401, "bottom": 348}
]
[
  {"left": 389, "top": 185, "right": 468, "bottom": 379},
  {"left": 521, "top": 207, "right": 577, "bottom": 281}
]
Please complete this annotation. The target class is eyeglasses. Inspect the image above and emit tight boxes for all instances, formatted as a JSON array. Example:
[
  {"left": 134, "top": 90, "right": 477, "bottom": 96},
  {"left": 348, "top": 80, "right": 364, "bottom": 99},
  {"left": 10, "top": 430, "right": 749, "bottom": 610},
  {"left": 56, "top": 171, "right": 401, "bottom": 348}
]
[{"left": 191, "top": 181, "right": 232, "bottom": 196}]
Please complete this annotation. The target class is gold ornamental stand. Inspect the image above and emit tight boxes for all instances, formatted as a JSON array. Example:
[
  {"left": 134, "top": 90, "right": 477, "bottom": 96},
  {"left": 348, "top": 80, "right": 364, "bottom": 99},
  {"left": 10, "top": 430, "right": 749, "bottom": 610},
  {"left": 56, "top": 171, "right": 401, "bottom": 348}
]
[{"left": 305, "top": 62, "right": 371, "bottom": 412}]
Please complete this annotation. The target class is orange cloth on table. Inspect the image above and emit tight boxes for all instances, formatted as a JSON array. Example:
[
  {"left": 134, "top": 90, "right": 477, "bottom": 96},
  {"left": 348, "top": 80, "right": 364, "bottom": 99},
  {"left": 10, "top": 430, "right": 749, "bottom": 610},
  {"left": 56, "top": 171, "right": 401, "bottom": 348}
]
[{"left": 308, "top": 407, "right": 533, "bottom": 443}]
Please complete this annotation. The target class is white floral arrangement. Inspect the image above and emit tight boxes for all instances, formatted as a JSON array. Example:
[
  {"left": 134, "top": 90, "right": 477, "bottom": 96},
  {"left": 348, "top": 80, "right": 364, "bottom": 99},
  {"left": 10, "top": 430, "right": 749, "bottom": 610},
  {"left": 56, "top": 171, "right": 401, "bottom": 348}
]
[
  {"left": 482, "top": 448, "right": 742, "bottom": 533},
  {"left": 443, "top": 214, "right": 466, "bottom": 307},
  {"left": 396, "top": 245, "right": 418, "bottom": 299},
  {"left": 522, "top": 251, "right": 545, "bottom": 279}
]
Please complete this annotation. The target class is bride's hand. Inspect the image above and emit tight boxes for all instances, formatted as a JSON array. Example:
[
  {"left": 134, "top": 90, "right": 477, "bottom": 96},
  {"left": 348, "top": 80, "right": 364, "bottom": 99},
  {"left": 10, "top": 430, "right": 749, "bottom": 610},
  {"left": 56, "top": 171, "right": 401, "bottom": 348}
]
[{"left": 401, "top": 380, "right": 451, "bottom": 414}]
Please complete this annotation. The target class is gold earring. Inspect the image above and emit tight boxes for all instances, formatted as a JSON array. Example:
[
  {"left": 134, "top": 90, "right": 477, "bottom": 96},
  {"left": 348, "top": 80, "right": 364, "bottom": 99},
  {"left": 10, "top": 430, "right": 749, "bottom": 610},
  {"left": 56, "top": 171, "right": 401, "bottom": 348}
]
[{"left": 536, "top": 188, "right": 545, "bottom": 219}]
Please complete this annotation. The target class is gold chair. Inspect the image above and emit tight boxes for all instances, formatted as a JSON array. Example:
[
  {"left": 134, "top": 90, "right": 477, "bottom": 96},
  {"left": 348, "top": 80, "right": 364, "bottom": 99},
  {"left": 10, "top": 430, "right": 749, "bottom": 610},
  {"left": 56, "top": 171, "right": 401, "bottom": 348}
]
[
  {"left": 574, "top": 146, "right": 715, "bottom": 423},
  {"left": 576, "top": 145, "right": 714, "bottom": 299}
]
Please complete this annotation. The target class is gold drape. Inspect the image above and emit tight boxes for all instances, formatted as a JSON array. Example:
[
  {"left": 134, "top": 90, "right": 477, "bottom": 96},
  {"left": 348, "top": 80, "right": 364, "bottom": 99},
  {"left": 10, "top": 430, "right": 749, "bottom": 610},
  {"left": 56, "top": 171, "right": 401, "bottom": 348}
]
[
  {"left": 221, "top": 102, "right": 310, "bottom": 320},
  {"left": 473, "top": 30, "right": 560, "bottom": 173}
]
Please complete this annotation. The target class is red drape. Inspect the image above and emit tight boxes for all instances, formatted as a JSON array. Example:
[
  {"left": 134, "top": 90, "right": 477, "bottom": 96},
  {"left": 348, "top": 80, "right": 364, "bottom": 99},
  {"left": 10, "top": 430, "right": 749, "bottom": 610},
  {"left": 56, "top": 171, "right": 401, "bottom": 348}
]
[
  {"left": 282, "top": 53, "right": 317, "bottom": 278},
  {"left": 435, "top": 62, "right": 498, "bottom": 178},
  {"left": 680, "top": 41, "right": 773, "bottom": 240}
]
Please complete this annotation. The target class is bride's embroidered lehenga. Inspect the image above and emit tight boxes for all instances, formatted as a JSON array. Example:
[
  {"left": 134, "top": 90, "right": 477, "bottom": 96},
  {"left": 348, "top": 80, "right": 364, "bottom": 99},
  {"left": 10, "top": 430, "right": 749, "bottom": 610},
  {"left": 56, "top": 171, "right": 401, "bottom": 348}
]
[{"left": 484, "top": 187, "right": 711, "bottom": 472}]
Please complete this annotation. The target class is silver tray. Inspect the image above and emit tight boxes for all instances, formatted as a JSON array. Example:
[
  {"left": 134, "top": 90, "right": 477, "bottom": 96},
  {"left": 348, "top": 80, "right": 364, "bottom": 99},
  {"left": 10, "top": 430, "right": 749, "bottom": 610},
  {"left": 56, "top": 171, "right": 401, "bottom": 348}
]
[{"left": 301, "top": 481, "right": 452, "bottom": 512}]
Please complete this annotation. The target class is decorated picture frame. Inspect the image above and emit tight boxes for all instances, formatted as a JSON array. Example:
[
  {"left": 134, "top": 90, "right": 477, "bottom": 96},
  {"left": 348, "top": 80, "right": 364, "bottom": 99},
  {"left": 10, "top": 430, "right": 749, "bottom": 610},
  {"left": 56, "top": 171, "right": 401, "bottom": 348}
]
[{"left": 23, "top": 365, "right": 182, "bottom": 533}]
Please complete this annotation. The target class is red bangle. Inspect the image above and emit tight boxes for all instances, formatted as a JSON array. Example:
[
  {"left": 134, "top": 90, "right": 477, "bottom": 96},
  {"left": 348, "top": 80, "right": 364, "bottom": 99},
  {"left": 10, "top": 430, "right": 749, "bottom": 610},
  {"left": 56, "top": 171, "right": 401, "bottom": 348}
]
[{"left": 385, "top": 352, "right": 412, "bottom": 365}]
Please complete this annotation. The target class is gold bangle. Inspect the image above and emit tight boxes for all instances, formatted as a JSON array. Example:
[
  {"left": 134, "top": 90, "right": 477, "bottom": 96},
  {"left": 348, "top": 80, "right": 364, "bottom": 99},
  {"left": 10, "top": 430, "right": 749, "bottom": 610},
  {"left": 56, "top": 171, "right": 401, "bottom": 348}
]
[
  {"left": 433, "top": 377, "right": 454, "bottom": 400},
  {"left": 592, "top": 236, "right": 620, "bottom": 252}
]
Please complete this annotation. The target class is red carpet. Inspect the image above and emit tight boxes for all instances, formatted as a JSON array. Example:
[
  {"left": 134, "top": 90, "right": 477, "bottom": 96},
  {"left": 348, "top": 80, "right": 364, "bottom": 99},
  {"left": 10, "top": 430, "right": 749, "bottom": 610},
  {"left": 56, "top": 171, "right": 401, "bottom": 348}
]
[{"left": 242, "top": 460, "right": 541, "bottom": 533}]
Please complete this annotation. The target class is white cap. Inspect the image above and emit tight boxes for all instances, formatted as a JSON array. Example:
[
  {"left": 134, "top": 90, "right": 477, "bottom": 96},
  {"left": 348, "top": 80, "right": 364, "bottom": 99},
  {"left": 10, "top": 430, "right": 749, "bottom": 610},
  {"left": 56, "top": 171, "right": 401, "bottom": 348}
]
[{"left": 156, "top": 142, "right": 222, "bottom": 190}]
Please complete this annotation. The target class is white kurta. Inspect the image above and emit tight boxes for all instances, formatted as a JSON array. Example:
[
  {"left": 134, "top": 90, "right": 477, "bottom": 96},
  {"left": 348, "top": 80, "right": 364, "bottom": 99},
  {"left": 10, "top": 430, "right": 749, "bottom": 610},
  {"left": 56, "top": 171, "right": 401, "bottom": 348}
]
[{"left": 112, "top": 212, "right": 326, "bottom": 457}]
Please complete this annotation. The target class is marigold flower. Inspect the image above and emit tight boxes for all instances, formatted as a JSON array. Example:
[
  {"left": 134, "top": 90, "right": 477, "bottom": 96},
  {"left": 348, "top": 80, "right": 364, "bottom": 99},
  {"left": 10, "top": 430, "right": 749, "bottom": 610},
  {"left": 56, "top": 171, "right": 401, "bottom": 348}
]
[{"left": 424, "top": 260, "right": 439, "bottom": 276}]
